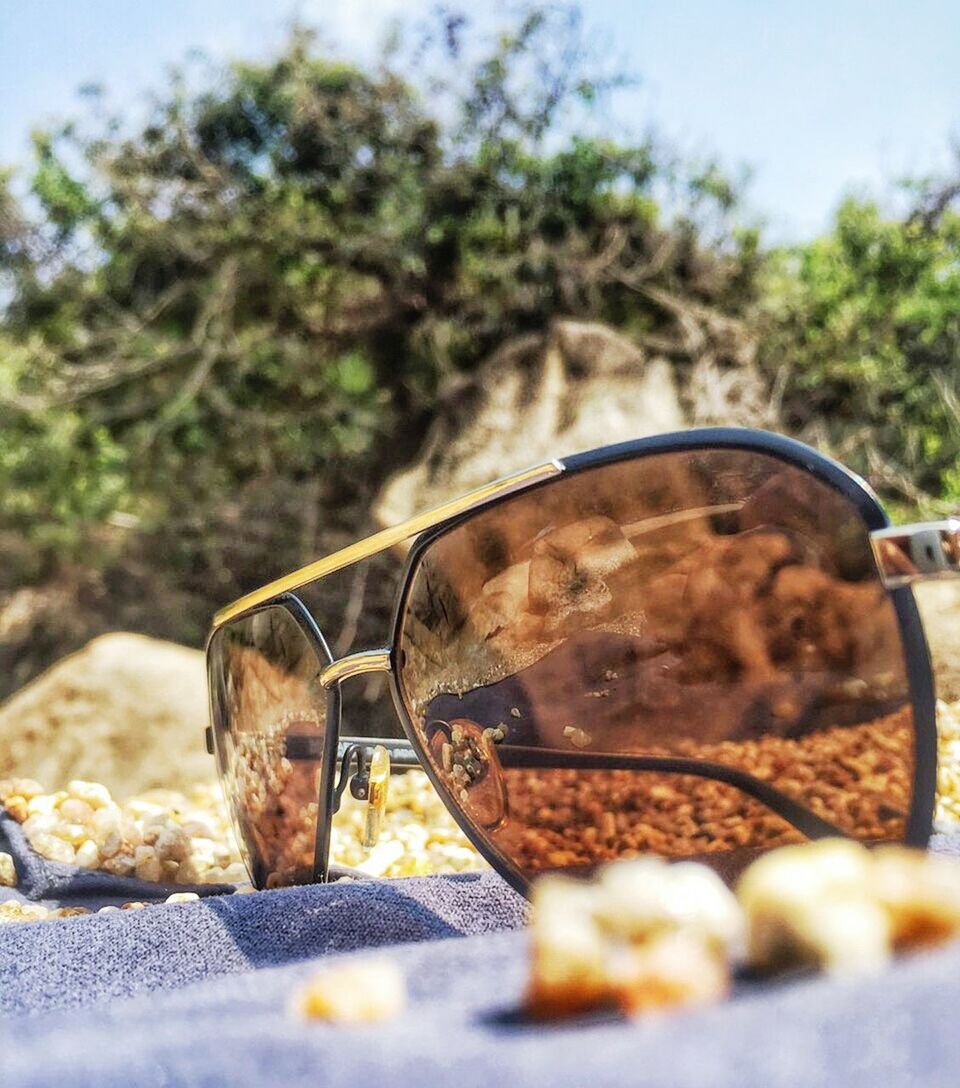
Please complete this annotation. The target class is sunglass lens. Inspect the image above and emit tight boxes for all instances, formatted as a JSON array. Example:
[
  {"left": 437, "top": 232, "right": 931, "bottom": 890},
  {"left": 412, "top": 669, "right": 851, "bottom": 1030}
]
[
  {"left": 207, "top": 604, "right": 328, "bottom": 887},
  {"left": 396, "top": 448, "right": 917, "bottom": 883}
]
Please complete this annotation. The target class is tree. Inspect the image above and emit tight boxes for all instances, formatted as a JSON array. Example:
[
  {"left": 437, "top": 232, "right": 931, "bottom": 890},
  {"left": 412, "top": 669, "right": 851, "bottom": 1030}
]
[
  {"left": 759, "top": 192, "right": 960, "bottom": 513},
  {"left": 0, "top": 5, "right": 758, "bottom": 665}
]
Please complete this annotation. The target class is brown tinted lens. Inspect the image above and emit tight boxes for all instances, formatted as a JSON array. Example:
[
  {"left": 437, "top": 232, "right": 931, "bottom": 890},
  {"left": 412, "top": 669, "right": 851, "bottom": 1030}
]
[
  {"left": 207, "top": 605, "right": 327, "bottom": 887},
  {"left": 396, "top": 449, "right": 915, "bottom": 884}
]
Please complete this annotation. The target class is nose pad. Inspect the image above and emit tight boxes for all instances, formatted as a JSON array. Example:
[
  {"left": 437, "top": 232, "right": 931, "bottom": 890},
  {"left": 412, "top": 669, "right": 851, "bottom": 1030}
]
[
  {"left": 361, "top": 744, "right": 390, "bottom": 848},
  {"left": 427, "top": 718, "right": 508, "bottom": 831}
]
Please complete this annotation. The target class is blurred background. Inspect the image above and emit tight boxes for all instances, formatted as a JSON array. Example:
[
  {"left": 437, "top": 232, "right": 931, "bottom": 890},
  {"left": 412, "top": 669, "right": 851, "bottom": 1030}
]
[{"left": 1, "top": 1, "right": 959, "bottom": 790}]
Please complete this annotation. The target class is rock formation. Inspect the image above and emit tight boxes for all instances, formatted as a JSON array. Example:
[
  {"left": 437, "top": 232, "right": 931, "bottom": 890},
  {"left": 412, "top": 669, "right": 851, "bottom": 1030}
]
[{"left": 374, "top": 318, "right": 774, "bottom": 528}]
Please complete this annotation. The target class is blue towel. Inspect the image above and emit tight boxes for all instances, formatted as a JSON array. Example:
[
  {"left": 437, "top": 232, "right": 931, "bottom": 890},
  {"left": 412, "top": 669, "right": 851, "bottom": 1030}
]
[
  {"left": 0, "top": 867, "right": 528, "bottom": 1016},
  {"left": 3, "top": 915, "right": 960, "bottom": 1087},
  {"left": 3, "top": 813, "right": 960, "bottom": 1087}
]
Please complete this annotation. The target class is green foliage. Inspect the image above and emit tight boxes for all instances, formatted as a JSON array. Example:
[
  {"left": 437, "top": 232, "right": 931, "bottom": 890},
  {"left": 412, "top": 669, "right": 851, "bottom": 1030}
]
[
  {"left": 2, "top": 2, "right": 958, "bottom": 702},
  {"left": 759, "top": 197, "right": 960, "bottom": 510},
  {"left": 0, "top": 8, "right": 755, "bottom": 617},
  {"left": 30, "top": 131, "right": 100, "bottom": 235}
]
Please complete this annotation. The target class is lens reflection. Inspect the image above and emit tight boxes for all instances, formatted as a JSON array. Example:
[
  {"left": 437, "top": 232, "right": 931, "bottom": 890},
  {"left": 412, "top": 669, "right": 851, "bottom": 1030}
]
[
  {"left": 397, "top": 449, "right": 915, "bottom": 882},
  {"left": 207, "top": 604, "right": 327, "bottom": 887}
]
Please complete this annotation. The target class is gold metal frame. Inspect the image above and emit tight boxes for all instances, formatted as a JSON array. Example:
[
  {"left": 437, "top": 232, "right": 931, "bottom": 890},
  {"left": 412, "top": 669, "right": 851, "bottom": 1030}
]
[
  {"left": 213, "top": 459, "right": 563, "bottom": 628},
  {"left": 206, "top": 426, "right": 946, "bottom": 890},
  {"left": 318, "top": 648, "right": 392, "bottom": 689}
]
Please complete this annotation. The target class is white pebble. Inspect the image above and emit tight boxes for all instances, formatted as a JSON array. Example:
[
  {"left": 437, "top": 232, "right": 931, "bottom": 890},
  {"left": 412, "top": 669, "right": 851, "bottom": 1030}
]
[
  {"left": 75, "top": 840, "right": 101, "bottom": 869},
  {"left": 58, "top": 799, "right": 94, "bottom": 824},
  {"left": 30, "top": 832, "right": 76, "bottom": 865},
  {"left": 67, "top": 780, "right": 112, "bottom": 809},
  {"left": 21, "top": 813, "right": 58, "bottom": 838},
  {"left": 154, "top": 826, "right": 189, "bottom": 863},
  {"left": 0, "top": 852, "right": 17, "bottom": 887},
  {"left": 91, "top": 807, "right": 121, "bottom": 835},
  {"left": 56, "top": 822, "right": 89, "bottom": 846},
  {"left": 99, "top": 831, "right": 123, "bottom": 859},
  {"left": 134, "top": 845, "right": 161, "bottom": 883}
]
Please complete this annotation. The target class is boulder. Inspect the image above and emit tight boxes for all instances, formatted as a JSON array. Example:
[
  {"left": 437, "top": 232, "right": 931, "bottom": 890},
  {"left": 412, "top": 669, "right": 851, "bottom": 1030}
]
[
  {"left": 374, "top": 319, "right": 686, "bottom": 528},
  {"left": 0, "top": 633, "right": 212, "bottom": 797}
]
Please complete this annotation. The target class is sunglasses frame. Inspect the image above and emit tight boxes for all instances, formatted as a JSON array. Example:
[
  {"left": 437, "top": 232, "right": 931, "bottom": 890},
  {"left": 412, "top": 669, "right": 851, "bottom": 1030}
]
[{"left": 208, "top": 427, "right": 939, "bottom": 895}]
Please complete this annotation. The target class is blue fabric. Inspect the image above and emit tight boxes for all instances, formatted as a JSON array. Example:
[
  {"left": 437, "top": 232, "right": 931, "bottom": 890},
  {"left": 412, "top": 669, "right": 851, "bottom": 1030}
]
[
  {"left": 0, "top": 868, "right": 528, "bottom": 1017},
  {"left": 3, "top": 817, "right": 960, "bottom": 1087},
  {"left": 3, "top": 919, "right": 960, "bottom": 1087}
]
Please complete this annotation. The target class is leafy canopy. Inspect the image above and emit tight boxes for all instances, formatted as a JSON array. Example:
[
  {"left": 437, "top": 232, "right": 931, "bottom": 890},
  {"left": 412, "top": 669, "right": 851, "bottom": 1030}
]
[
  {"left": 759, "top": 193, "right": 960, "bottom": 512},
  {"left": 0, "top": 8, "right": 755, "bottom": 605}
]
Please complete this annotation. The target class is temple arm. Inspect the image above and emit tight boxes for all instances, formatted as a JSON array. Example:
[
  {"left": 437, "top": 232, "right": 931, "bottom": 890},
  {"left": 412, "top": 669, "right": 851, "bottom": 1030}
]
[{"left": 288, "top": 734, "right": 850, "bottom": 842}]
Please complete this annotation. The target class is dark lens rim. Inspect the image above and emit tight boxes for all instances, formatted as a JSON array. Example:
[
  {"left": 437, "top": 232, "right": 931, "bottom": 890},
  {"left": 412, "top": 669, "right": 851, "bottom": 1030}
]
[
  {"left": 387, "top": 427, "right": 937, "bottom": 896},
  {"left": 205, "top": 592, "right": 339, "bottom": 888}
]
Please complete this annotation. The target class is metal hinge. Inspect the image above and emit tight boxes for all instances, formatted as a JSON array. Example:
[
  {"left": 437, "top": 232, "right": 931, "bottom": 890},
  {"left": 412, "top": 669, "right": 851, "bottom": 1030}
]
[{"left": 871, "top": 520, "right": 960, "bottom": 588}]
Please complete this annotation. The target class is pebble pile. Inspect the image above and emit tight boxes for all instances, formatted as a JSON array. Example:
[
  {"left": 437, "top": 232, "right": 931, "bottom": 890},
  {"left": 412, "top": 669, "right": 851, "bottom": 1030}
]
[
  {"left": 0, "top": 777, "right": 248, "bottom": 886},
  {"left": 330, "top": 767, "right": 485, "bottom": 878},
  {"left": 0, "top": 767, "right": 486, "bottom": 923},
  {"left": 3, "top": 697, "right": 960, "bottom": 926},
  {"left": 937, "top": 699, "right": 960, "bottom": 827}
]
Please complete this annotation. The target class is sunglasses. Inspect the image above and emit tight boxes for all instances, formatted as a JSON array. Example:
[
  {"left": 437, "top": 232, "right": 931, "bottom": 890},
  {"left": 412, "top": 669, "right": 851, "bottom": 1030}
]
[{"left": 205, "top": 427, "right": 950, "bottom": 894}]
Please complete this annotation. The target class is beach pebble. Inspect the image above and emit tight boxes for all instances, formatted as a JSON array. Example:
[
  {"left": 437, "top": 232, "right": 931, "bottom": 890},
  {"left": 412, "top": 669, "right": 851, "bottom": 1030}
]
[
  {"left": 294, "top": 959, "right": 407, "bottom": 1024},
  {"left": 0, "top": 852, "right": 17, "bottom": 887}
]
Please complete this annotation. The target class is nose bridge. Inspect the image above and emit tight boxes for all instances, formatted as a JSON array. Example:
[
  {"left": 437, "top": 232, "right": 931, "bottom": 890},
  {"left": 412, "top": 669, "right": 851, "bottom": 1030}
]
[{"left": 319, "top": 647, "right": 392, "bottom": 689}]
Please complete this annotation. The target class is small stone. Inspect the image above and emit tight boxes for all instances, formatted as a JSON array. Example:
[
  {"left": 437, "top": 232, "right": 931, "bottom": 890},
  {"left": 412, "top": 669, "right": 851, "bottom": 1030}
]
[
  {"left": 3, "top": 795, "right": 29, "bottom": 822},
  {"left": 56, "top": 822, "right": 90, "bottom": 846},
  {"left": 67, "top": 780, "right": 112, "bottom": 809},
  {"left": 0, "top": 852, "right": 17, "bottom": 887},
  {"left": 562, "top": 725, "right": 593, "bottom": 749},
  {"left": 0, "top": 778, "right": 44, "bottom": 802},
  {"left": 57, "top": 798, "right": 94, "bottom": 824},
  {"left": 75, "top": 840, "right": 101, "bottom": 869},
  {"left": 21, "top": 813, "right": 58, "bottom": 838},
  {"left": 294, "top": 959, "right": 406, "bottom": 1023},
  {"left": 27, "top": 791, "right": 66, "bottom": 817},
  {"left": 91, "top": 807, "right": 121, "bottom": 836},
  {"left": 102, "top": 853, "right": 136, "bottom": 878},
  {"left": 165, "top": 892, "right": 200, "bottom": 904},
  {"left": 30, "top": 832, "right": 76, "bottom": 865},
  {"left": 134, "top": 845, "right": 162, "bottom": 883},
  {"left": 99, "top": 831, "right": 123, "bottom": 859},
  {"left": 154, "top": 826, "right": 189, "bottom": 863},
  {"left": 50, "top": 907, "right": 91, "bottom": 919},
  {"left": 120, "top": 819, "right": 143, "bottom": 849},
  {"left": 0, "top": 901, "right": 50, "bottom": 924}
]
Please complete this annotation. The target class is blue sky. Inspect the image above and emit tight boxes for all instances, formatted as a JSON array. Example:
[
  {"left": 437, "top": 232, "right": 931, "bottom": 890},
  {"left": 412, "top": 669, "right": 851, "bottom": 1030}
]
[{"left": 0, "top": 1, "right": 957, "bottom": 241}]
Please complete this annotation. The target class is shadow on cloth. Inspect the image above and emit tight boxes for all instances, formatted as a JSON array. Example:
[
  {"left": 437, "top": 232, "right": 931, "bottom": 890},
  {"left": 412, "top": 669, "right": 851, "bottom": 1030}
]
[{"left": 0, "top": 868, "right": 526, "bottom": 1016}]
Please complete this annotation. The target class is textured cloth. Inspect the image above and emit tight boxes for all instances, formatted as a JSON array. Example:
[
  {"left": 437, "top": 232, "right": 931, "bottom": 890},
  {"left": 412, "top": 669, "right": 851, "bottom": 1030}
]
[
  {"left": 3, "top": 819, "right": 960, "bottom": 1086},
  {"left": 3, "top": 921, "right": 960, "bottom": 1087},
  {"left": 0, "top": 869, "right": 527, "bottom": 1017}
]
